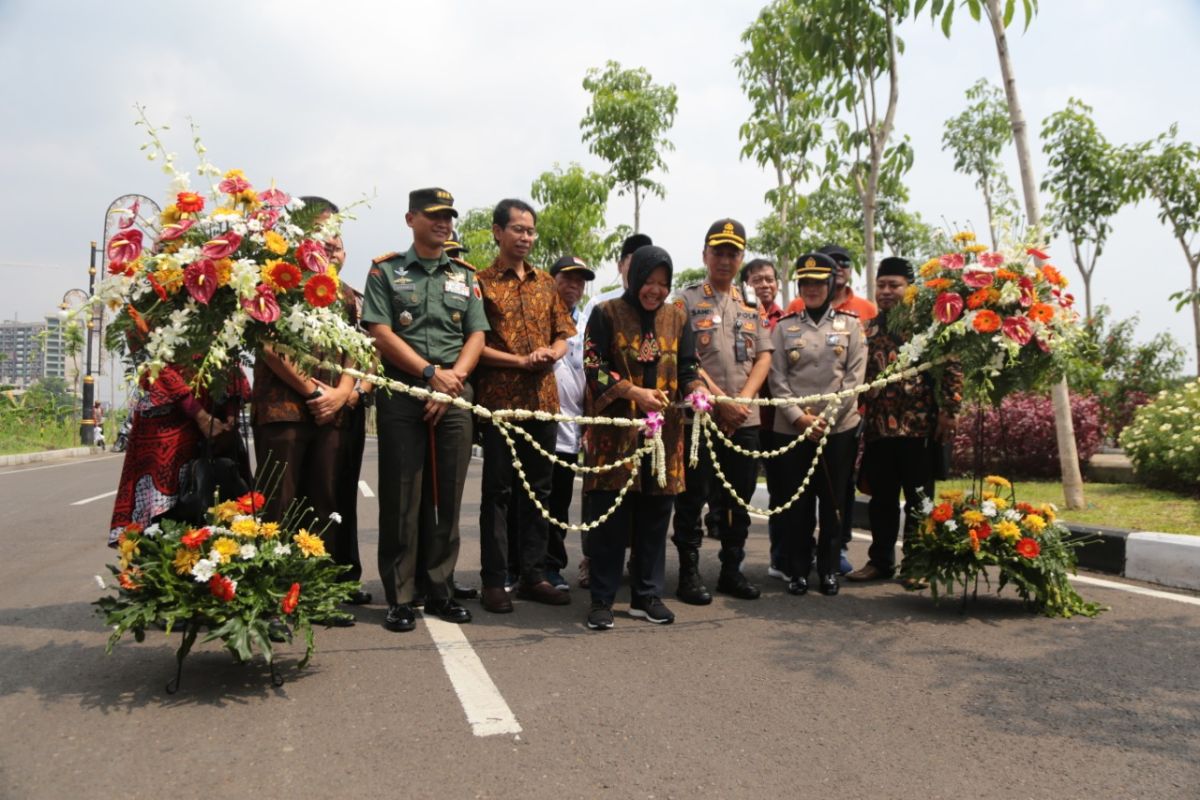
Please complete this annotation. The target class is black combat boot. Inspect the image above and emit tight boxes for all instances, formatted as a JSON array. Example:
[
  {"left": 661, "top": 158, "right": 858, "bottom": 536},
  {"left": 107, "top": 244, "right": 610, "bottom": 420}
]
[
  {"left": 716, "top": 545, "right": 761, "bottom": 600},
  {"left": 675, "top": 545, "right": 713, "bottom": 606}
]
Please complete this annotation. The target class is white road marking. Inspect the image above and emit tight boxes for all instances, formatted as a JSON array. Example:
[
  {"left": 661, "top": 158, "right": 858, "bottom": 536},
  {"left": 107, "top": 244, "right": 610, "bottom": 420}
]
[
  {"left": 423, "top": 615, "right": 522, "bottom": 737},
  {"left": 71, "top": 489, "right": 117, "bottom": 506},
  {"left": 358, "top": 480, "right": 375, "bottom": 498},
  {"left": 747, "top": 517, "right": 1200, "bottom": 608},
  {"left": 0, "top": 454, "right": 123, "bottom": 476}
]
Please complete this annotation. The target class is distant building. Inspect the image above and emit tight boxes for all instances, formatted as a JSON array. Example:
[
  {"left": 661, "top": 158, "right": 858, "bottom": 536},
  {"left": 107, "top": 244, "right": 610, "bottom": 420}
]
[{"left": 0, "top": 316, "right": 70, "bottom": 387}]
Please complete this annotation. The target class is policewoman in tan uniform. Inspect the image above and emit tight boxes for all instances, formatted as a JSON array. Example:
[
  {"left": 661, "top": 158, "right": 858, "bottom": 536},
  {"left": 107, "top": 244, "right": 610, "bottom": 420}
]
[
  {"left": 361, "top": 188, "right": 489, "bottom": 633},
  {"left": 766, "top": 252, "right": 866, "bottom": 597},
  {"left": 672, "top": 219, "right": 773, "bottom": 605}
]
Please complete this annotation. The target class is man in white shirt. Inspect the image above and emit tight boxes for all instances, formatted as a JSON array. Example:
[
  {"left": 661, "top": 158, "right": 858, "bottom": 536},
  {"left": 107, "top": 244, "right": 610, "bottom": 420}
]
[{"left": 546, "top": 255, "right": 596, "bottom": 590}]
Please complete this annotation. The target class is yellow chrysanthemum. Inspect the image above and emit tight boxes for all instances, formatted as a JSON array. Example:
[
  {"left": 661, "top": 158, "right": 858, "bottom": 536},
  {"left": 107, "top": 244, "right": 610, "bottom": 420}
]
[
  {"left": 1024, "top": 514, "right": 1047, "bottom": 534},
  {"left": 160, "top": 204, "right": 182, "bottom": 224},
  {"left": 902, "top": 285, "right": 919, "bottom": 306},
  {"left": 212, "top": 536, "right": 241, "bottom": 563},
  {"left": 1040, "top": 504, "right": 1057, "bottom": 523},
  {"left": 236, "top": 189, "right": 261, "bottom": 209},
  {"left": 985, "top": 475, "right": 1012, "bottom": 489},
  {"left": 223, "top": 168, "right": 246, "bottom": 180},
  {"left": 258, "top": 521, "right": 280, "bottom": 539},
  {"left": 919, "top": 258, "right": 941, "bottom": 277},
  {"left": 952, "top": 231, "right": 977, "bottom": 243},
  {"left": 230, "top": 518, "right": 260, "bottom": 538},
  {"left": 264, "top": 231, "right": 288, "bottom": 255},
  {"left": 212, "top": 205, "right": 243, "bottom": 219},
  {"left": 991, "top": 495, "right": 1009, "bottom": 510},
  {"left": 211, "top": 499, "right": 241, "bottom": 522},
  {"left": 995, "top": 520, "right": 1021, "bottom": 541},
  {"left": 962, "top": 509, "right": 985, "bottom": 527},
  {"left": 964, "top": 243, "right": 988, "bottom": 254},
  {"left": 939, "top": 489, "right": 965, "bottom": 503},
  {"left": 922, "top": 517, "right": 937, "bottom": 536},
  {"left": 213, "top": 258, "right": 233, "bottom": 287},
  {"left": 117, "top": 536, "right": 139, "bottom": 569},
  {"left": 173, "top": 548, "right": 200, "bottom": 576},
  {"left": 293, "top": 530, "right": 327, "bottom": 558},
  {"left": 155, "top": 265, "right": 184, "bottom": 295}
]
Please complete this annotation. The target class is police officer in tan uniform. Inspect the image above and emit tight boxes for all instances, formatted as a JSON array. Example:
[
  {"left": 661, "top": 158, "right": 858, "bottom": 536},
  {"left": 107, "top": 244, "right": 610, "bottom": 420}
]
[
  {"left": 671, "top": 219, "right": 773, "bottom": 604},
  {"left": 766, "top": 252, "right": 866, "bottom": 596}
]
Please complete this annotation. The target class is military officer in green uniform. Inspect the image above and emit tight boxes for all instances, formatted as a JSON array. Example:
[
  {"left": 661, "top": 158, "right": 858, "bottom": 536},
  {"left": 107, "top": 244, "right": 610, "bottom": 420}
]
[{"left": 361, "top": 188, "right": 489, "bottom": 632}]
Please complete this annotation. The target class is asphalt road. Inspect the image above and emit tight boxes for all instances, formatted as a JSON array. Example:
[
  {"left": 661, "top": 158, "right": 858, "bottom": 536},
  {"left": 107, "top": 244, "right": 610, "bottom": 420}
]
[{"left": 1, "top": 442, "right": 1198, "bottom": 799}]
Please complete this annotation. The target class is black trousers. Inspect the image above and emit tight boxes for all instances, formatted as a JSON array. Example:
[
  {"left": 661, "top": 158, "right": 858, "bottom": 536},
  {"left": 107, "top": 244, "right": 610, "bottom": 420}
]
[
  {"left": 586, "top": 490, "right": 672, "bottom": 605},
  {"left": 376, "top": 389, "right": 473, "bottom": 606},
  {"left": 332, "top": 403, "right": 367, "bottom": 582},
  {"left": 547, "top": 452, "right": 577, "bottom": 570},
  {"left": 480, "top": 419, "right": 556, "bottom": 589},
  {"left": 770, "top": 428, "right": 856, "bottom": 578},
  {"left": 673, "top": 424, "right": 759, "bottom": 562},
  {"left": 862, "top": 436, "right": 934, "bottom": 573},
  {"left": 839, "top": 420, "right": 866, "bottom": 550},
  {"left": 760, "top": 427, "right": 786, "bottom": 569}
]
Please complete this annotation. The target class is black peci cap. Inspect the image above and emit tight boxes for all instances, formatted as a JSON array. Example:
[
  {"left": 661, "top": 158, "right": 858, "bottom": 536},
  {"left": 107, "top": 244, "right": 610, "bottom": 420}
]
[
  {"left": 620, "top": 233, "right": 653, "bottom": 260},
  {"left": 877, "top": 256, "right": 914, "bottom": 281}
]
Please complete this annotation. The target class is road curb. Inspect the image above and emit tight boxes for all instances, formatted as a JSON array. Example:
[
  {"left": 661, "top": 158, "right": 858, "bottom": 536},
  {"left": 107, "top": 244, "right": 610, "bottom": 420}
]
[
  {"left": 752, "top": 486, "right": 1199, "bottom": 590},
  {"left": 0, "top": 447, "right": 95, "bottom": 467}
]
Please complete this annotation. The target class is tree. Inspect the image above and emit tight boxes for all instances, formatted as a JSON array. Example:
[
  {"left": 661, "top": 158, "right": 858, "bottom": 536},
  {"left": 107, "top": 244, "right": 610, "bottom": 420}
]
[
  {"left": 802, "top": 0, "right": 911, "bottom": 298},
  {"left": 673, "top": 267, "right": 708, "bottom": 290},
  {"left": 455, "top": 207, "right": 499, "bottom": 270},
  {"left": 735, "top": 0, "right": 826, "bottom": 304},
  {"left": 918, "top": 0, "right": 1085, "bottom": 509},
  {"left": 529, "top": 163, "right": 629, "bottom": 272},
  {"left": 1040, "top": 98, "right": 1132, "bottom": 321},
  {"left": 1129, "top": 125, "right": 1200, "bottom": 375},
  {"left": 579, "top": 61, "right": 678, "bottom": 233},
  {"left": 942, "top": 78, "right": 1019, "bottom": 249}
]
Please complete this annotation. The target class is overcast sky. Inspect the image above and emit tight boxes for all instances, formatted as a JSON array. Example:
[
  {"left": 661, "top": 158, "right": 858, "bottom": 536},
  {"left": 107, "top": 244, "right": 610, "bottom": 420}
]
[{"left": 2, "top": 0, "right": 1197, "bottom": 387}]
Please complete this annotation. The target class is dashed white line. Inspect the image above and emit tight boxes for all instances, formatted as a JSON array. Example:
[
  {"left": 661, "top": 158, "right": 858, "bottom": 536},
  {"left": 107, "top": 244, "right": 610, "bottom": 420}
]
[
  {"left": 423, "top": 616, "right": 522, "bottom": 737},
  {"left": 71, "top": 489, "right": 118, "bottom": 506},
  {"left": 358, "top": 480, "right": 375, "bottom": 498}
]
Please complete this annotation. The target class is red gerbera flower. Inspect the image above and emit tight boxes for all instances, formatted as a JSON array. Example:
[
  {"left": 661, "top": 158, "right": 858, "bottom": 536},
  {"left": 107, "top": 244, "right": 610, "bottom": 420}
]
[
  {"left": 281, "top": 582, "right": 301, "bottom": 615},
  {"left": 236, "top": 491, "right": 266, "bottom": 514},
  {"left": 176, "top": 192, "right": 205, "bottom": 214},
  {"left": 1016, "top": 537, "right": 1041, "bottom": 559},
  {"left": 180, "top": 527, "right": 212, "bottom": 550},
  {"left": 304, "top": 273, "right": 338, "bottom": 308}
]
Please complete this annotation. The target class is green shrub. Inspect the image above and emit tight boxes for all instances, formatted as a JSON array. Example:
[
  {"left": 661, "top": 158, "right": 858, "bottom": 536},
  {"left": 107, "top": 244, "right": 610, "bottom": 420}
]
[{"left": 1119, "top": 378, "right": 1200, "bottom": 493}]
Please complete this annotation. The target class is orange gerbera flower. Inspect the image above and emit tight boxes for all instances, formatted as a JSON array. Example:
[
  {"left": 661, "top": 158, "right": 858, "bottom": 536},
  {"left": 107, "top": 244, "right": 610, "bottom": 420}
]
[
  {"left": 926, "top": 278, "right": 953, "bottom": 291},
  {"left": 1040, "top": 265, "right": 1067, "bottom": 287},
  {"left": 118, "top": 568, "right": 142, "bottom": 591},
  {"left": 996, "top": 268, "right": 1019, "bottom": 281},
  {"left": 969, "top": 530, "right": 981, "bottom": 552},
  {"left": 931, "top": 503, "right": 954, "bottom": 523},
  {"left": 966, "top": 288, "right": 991, "bottom": 309},
  {"left": 1016, "top": 537, "right": 1041, "bottom": 559},
  {"left": 281, "top": 582, "right": 301, "bottom": 615},
  {"left": 304, "top": 273, "right": 338, "bottom": 308},
  {"left": 1028, "top": 302, "right": 1054, "bottom": 324},
  {"left": 973, "top": 310, "right": 1001, "bottom": 333},
  {"left": 267, "top": 261, "right": 303, "bottom": 292}
]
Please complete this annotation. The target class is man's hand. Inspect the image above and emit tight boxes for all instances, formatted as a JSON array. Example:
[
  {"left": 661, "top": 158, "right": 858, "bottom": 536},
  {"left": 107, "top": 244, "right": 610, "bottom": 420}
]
[
  {"left": 525, "top": 347, "right": 557, "bottom": 371},
  {"left": 423, "top": 397, "right": 449, "bottom": 425},
  {"left": 715, "top": 400, "right": 751, "bottom": 433},
  {"left": 796, "top": 411, "right": 829, "bottom": 442},
  {"left": 630, "top": 386, "right": 667, "bottom": 414},
  {"left": 429, "top": 367, "right": 463, "bottom": 397},
  {"left": 307, "top": 380, "right": 346, "bottom": 425}
]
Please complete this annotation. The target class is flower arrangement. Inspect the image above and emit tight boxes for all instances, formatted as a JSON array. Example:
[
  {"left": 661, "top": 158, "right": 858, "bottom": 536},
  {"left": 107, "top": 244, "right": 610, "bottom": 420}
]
[
  {"left": 899, "top": 475, "right": 1103, "bottom": 617},
  {"left": 95, "top": 493, "right": 359, "bottom": 677},
  {"left": 94, "top": 108, "right": 375, "bottom": 395},
  {"left": 890, "top": 233, "right": 1081, "bottom": 402}
]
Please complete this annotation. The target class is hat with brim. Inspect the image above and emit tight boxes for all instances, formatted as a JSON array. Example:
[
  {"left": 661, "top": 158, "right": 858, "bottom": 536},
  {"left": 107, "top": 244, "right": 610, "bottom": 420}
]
[
  {"left": 705, "top": 218, "right": 746, "bottom": 250},
  {"left": 818, "top": 244, "right": 852, "bottom": 266},
  {"left": 793, "top": 252, "right": 837, "bottom": 282},
  {"left": 409, "top": 187, "right": 459, "bottom": 218},
  {"left": 549, "top": 255, "right": 595, "bottom": 280},
  {"left": 444, "top": 230, "right": 469, "bottom": 253}
]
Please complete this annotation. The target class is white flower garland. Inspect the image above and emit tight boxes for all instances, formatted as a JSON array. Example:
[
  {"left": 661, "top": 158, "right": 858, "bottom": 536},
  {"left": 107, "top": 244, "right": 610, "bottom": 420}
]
[{"left": 498, "top": 416, "right": 654, "bottom": 475}]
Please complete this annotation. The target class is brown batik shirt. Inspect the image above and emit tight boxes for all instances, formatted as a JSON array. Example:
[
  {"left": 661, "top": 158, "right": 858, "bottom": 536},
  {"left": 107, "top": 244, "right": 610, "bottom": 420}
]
[
  {"left": 862, "top": 312, "right": 963, "bottom": 442},
  {"left": 475, "top": 259, "right": 576, "bottom": 412}
]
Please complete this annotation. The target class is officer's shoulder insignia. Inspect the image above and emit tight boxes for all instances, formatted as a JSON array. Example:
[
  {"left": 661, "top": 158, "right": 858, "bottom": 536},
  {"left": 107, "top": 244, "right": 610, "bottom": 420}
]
[
  {"left": 683, "top": 281, "right": 702, "bottom": 291},
  {"left": 780, "top": 311, "right": 802, "bottom": 321},
  {"left": 673, "top": 297, "right": 686, "bottom": 309},
  {"left": 836, "top": 308, "right": 859, "bottom": 318},
  {"left": 449, "top": 255, "right": 477, "bottom": 272},
  {"left": 368, "top": 267, "right": 385, "bottom": 279},
  {"left": 372, "top": 251, "right": 402, "bottom": 265},
  {"left": 785, "top": 323, "right": 803, "bottom": 332}
]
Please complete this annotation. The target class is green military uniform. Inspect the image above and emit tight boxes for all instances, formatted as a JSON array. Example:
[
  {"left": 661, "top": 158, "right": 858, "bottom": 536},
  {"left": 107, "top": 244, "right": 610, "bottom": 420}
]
[{"left": 361, "top": 243, "right": 489, "bottom": 608}]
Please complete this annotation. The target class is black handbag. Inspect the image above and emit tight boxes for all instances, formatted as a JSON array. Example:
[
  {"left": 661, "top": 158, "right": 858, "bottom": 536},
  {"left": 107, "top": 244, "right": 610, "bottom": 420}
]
[{"left": 160, "top": 434, "right": 250, "bottom": 525}]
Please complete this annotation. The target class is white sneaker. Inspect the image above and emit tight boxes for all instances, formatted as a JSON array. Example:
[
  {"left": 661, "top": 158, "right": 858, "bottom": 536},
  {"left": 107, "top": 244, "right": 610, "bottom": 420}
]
[{"left": 767, "top": 565, "right": 793, "bottom": 582}]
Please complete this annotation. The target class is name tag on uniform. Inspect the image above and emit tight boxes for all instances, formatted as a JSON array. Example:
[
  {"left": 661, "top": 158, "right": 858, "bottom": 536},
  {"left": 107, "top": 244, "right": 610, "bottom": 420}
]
[{"left": 445, "top": 280, "right": 469, "bottom": 297}]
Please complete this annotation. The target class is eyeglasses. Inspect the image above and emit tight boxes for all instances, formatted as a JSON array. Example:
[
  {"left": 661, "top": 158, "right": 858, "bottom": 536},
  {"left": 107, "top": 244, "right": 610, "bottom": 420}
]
[{"left": 506, "top": 224, "right": 538, "bottom": 240}]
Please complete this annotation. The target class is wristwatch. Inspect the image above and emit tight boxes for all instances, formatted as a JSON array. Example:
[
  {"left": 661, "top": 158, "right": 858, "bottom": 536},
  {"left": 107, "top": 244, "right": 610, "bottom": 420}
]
[
  {"left": 422, "top": 364, "right": 436, "bottom": 381},
  {"left": 306, "top": 387, "right": 323, "bottom": 400}
]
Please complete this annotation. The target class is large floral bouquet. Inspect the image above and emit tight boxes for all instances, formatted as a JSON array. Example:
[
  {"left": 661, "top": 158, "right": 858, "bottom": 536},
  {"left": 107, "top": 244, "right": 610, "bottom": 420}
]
[
  {"left": 899, "top": 476, "right": 1102, "bottom": 618},
  {"left": 96, "top": 492, "right": 359, "bottom": 672},
  {"left": 95, "top": 109, "right": 375, "bottom": 395},
  {"left": 890, "top": 232, "right": 1080, "bottom": 402}
]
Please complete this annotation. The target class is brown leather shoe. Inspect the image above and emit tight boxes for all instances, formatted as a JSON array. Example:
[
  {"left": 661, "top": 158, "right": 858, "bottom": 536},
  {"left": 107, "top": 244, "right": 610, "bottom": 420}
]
[
  {"left": 516, "top": 580, "right": 571, "bottom": 606},
  {"left": 481, "top": 586, "right": 514, "bottom": 613},
  {"left": 847, "top": 564, "right": 892, "bottom": 582}
]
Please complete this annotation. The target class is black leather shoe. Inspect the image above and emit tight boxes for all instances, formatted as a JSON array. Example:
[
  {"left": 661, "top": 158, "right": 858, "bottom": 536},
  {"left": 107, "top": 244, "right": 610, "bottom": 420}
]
[
  {"left": 786, "top": 577, "right": 809, "bottom": 596},
  {"left": 425, "top": 599, "right": 472, "bottom": 624},
  {"left": 453, "top": 582, "right": 479, "bottom": 600},
  {"left": 819, "top": 574, "right": 839, "bottom": 596},
  {"left": 346, "top": 590, "right": 372, "bottom": 605},
  {"left": 717, "top": 571, "right": 762, "bottom": 600},
  {"left": 384, "top": 603, "right": 416, "bottom": 632}
]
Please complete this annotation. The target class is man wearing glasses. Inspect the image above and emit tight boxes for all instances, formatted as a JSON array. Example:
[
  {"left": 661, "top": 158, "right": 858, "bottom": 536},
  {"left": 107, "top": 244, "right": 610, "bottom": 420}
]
[
  {"left": 362, "top": 188, "right": 488, "bottom": 632},
  {"left": 475, "top": 199, "right": 577, "bottom": 613}
]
